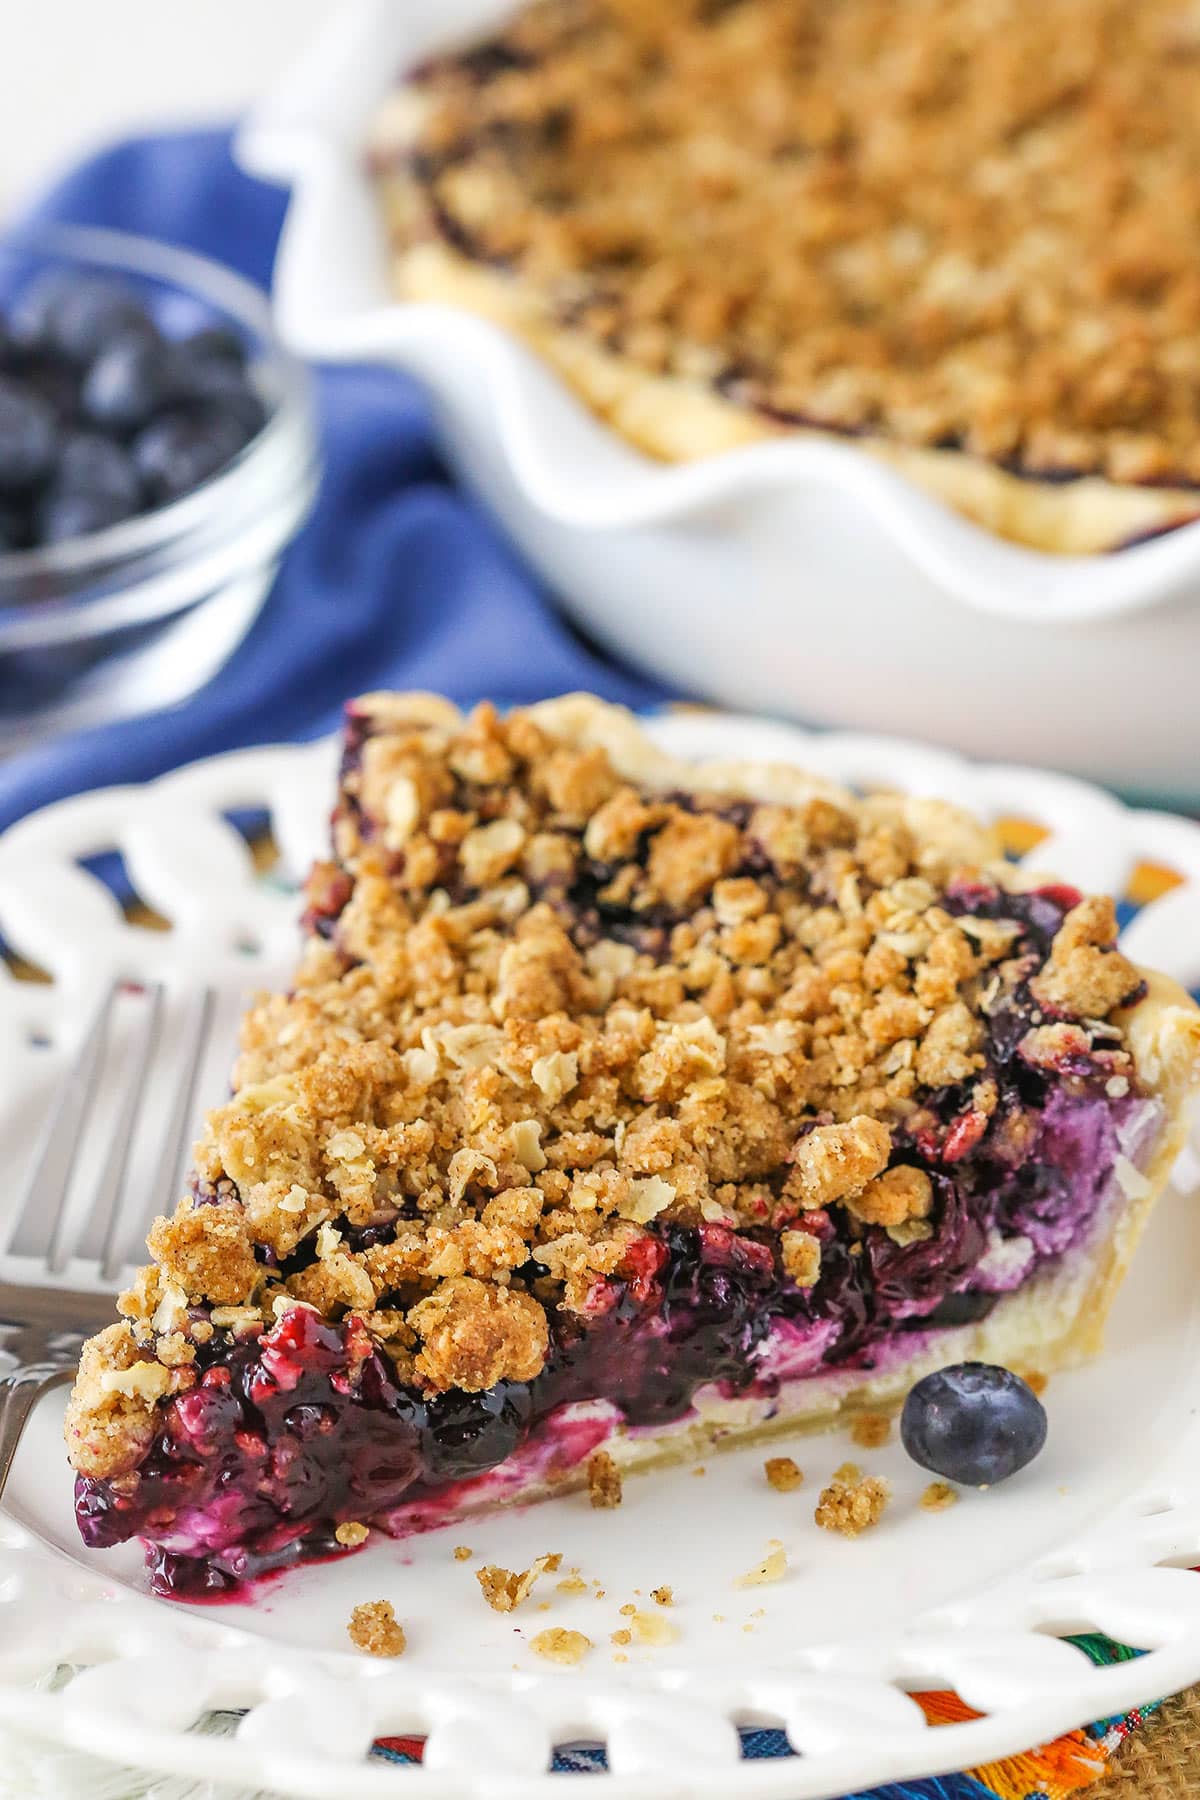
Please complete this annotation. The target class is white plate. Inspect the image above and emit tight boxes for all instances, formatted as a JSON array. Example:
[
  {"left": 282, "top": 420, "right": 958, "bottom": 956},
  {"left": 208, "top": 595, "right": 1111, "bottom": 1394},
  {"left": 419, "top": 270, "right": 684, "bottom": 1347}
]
[
  {"left": 238, "top": 2, "right": 1200, "bottom": 801},
  {"left": 3, "top": 713, "right": 1200, "bottom": 1800}
]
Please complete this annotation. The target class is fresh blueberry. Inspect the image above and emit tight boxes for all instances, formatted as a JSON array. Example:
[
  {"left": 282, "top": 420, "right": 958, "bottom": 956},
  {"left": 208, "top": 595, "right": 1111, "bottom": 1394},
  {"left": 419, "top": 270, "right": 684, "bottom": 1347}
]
[
  {"left": 0, "top": 376, "right": 58, "bottom": 491},
  {"left": 900, "top": 1362, "right": 1047, "bottom": 1487},
  {"left": 12, "top": 270, "right": 153, "bottom": 363},
  {"left": 37, "top": 485, "right": 139, "bottom": 545},
  {"left": 56, "top": 432, "right": 142, "bottom": 511},
  {"left": 81, "top": 335, "right": 173, "bottom": 434},
  {"left": 132, "top": 408, "right": 252, "bottom": 502},
  {"left": 169, "top": 353, "right": 266, "bottom": 436}
]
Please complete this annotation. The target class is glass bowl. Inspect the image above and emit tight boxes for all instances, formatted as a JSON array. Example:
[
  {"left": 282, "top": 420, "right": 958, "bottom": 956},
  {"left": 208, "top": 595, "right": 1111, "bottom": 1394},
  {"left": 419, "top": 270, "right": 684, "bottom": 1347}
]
[{"left": 0, "top": 224, "right": 319, "bottom": 746}]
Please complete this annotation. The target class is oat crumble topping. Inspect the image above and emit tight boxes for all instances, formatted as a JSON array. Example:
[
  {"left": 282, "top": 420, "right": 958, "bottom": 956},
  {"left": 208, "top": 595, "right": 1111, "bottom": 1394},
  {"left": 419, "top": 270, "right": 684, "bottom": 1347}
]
[
  {"left": 921, "top": 1481, "right": 960, "bottom": 1512},
  {"left": 381, "top": 0, "right": 1200, "bottom": 488},
  {"left": 587, "top": 1448, "right": 623, "bottom": 1508},
  {"left": 347, "top": 1599, "right": 406, "bottom": 1657},
  {"left": 764, "top": 1456, "right": 804, "bottom": 1492},
  {"left": 815, "top": 1472, "right": 891, "bottom": 1537}
]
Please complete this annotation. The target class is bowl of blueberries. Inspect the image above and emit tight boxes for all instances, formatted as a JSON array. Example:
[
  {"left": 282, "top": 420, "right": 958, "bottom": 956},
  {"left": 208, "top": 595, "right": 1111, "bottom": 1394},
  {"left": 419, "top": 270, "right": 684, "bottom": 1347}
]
[{"left": 0, "top": 224, "right": 317, "bottom": 742}]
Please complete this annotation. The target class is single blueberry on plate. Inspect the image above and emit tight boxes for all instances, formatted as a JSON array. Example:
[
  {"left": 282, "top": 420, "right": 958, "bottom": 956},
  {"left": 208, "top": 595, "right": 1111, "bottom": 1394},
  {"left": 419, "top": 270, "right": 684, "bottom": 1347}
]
[
  {"left": 900, "top": 1362, "right": 1047, "bottom": 1486},
  {"left": 0, "top": 375, "right": 57, "bottom": 491},
  {"left": 81, "top": 335, "right": 173, "bottom": 434},
  {"left": 132, "top": 408, "right": 252, "bottom": 502},
  {"left": 13, "top": 270, "right": 153, "bottom": 363}
]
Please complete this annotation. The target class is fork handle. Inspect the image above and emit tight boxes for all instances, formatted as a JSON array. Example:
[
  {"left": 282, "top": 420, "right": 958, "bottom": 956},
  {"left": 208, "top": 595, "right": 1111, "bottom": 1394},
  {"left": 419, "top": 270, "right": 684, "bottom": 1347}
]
[{"left": 0, "top": 1364, "right": 74, "bottom": 1501}]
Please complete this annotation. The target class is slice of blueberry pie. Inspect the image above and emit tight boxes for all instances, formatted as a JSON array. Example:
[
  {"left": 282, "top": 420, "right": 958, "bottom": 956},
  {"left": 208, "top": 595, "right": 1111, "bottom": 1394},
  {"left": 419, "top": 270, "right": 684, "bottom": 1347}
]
[
  {"left": 371, "top": 0, "right": 1200, "bottom": 553},
  {"left": 66, "top": 695, "right": 1200, "bottom": 1596}
]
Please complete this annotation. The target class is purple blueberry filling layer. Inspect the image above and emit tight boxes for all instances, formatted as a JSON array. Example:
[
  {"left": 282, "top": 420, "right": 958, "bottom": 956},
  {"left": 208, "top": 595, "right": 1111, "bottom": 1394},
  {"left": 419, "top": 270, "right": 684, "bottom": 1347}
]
[{"left": 76, "top": 1069, "right": 1159, "bottom": 1600}]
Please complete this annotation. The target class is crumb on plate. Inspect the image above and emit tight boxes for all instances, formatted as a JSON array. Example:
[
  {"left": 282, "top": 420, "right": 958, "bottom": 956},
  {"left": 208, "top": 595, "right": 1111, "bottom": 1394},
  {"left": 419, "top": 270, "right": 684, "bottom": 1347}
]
[
  {"left": 476, "top": 1553, "right": 558, "bottom": 1613},
  {"left": 335, "top": 1520, "right": 369, "bottom": 1548},
  {"left": 651, "top": 1585, "right": 673, "bottom": 1606},
  {"left": 815, "top": 1472, "right": 890, "bottom": 1537},
  {"left": 453, "top": 1544, "right": 474, "bottom": 1561},
  {"left": 611, "top": 1628, "right": 632, "bottom": 1645},
  {"left": 347, "top": 1599, "right": 406, "bottom": 1658},
  {"left": 1024, "top": 1370, "right": 1049, "bottom": 1395},
  {"left": 531, "top": 1627, "right": 592, "bottom": 1666},
  {"left": 587, "top": 1449, "right": 623, "bottom": 1509},
  {"left": 630, "top": 1609, "right": 680, "bottom": 1646},
  {"left": 849, "top": 1412, "right": 892, "bottom": 1450},
  {"left": 734, "top": 1541, "right": 788, "bottom": 1588},
  {"left": 764, "top": 1456, "right": 804, "bottom": 1492},
  {"left": 921, "top": 1481, "right": 960, "bottom": 1512}
]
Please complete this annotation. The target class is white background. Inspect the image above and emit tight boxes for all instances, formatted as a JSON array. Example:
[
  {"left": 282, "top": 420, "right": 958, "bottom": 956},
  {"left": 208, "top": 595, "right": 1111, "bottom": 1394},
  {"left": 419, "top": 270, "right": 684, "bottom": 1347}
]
[{"left": 0, "top": 0, "right": 337, "bottom": 210}]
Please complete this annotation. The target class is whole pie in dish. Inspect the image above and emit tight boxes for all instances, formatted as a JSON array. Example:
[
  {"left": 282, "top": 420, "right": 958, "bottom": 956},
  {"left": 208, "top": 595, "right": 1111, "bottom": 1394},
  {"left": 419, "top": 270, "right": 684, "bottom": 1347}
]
[
  {"left": 371, "top": 0, "right": 1200, "bottom": 555},
  {"left": 66, "top": 695, "right": 1200, "bottom": 1596}
]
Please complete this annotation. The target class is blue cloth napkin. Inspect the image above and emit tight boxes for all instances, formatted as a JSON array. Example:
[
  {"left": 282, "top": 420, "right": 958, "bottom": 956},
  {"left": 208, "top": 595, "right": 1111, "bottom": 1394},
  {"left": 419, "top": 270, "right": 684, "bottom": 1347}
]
[{"left": 1, "top": 130, "right": 671, "bottom": 833}]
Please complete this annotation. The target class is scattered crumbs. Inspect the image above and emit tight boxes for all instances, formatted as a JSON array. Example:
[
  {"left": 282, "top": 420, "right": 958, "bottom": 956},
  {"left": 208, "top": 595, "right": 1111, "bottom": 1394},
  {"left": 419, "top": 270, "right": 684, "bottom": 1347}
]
[
  {"left": 619, "top": 1602, "right": 637, "bottom": 1617},
  {"left": 587, "top": 1449, "right": 623, "bottom": 1509},
  {"left": 347, "top": 1600, "right": 406, "bottom": 1659},
  {"left": 712, "top": 1613, "right": 726, "bottom": 1623},
  {"left": 531, "top": 1628, "right": 592, "bottom": 1666},
  {"left": 651, "top": 1585, "right": 673, "bottom": 1607},
  {"left": 734, "top": 1543, "right": 788, "bottom": 1588},
  {"left": 692, "top": 1465, "right": 707, "bottom": 1478},
  {"left": 1025, "top": 1370, "right": 1049, "bottom": 1395},
  {"left": 764, "top": 1456, "right": 804, "bottom": 1493},
  {"left": 476, "top": 1554, "right": 557, "bottom": 1613},
  {"left": 815, "top": 1473, "right": 890, "bottom": 1538},
  {"left": 849, "top": 1412, "right": 892, "bottom": 1450},
  {"left": 453, "top": 1544, "right": 474, "bottom": 1561},
  {"left": 613, "top": 1652, "right": 629, "bottom": 1664},
  {"left": 594, "top": 1589, "right": 607, "bottom": 1599},
  {"left": 611, "top": 1628, "right": 632, "bottom": 1646},
  {"left": 543, "top": 1552, "right": 563, "bottom": 1572},
  {"left": 833, "top": 1461, "right": 863, "bottom": 1484},
  {"left": 921, "top": 1481, "right": 959, "bottom": 1513},
  {"left": 537, "top": 1601, "right": 551, "bottom": 1612},
  {"left": 335, "top": 1520, "right": 369, "bottom": 1548},
  {"left": 742, "top": 1623, "right": 755, "bottom": 1633},
  {"left": 630, "top": 1609, "right": 680, "bottom": 1646},
  {"left": 557, "top": 1575, "right": 589, "bottom": 1596}
]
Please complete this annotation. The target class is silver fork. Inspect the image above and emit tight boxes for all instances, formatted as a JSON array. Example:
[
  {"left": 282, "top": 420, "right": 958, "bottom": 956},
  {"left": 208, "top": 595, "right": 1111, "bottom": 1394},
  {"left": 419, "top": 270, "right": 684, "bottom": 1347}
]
[{"left": 0, "top": 980, "right": 216, "bottom": 1500}]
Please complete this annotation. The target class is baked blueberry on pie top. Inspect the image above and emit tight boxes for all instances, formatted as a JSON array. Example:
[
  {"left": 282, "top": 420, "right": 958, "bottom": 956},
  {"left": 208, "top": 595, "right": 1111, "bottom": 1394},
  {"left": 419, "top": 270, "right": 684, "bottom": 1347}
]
[
  {"left": 66, "top": 695, "right": 1200, "bottom": 1596},
  {"left": 371, "top": 0, "right": 1200, "bottom": 554}
]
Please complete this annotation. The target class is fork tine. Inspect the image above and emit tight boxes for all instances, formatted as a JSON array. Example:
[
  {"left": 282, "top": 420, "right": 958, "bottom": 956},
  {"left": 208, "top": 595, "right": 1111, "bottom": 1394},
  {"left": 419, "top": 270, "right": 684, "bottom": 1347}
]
[
  {"left": 67, "top": 982, "right": 165, "bottom": 1282},
  {"left": 118, "top": 984, "right": 216, "bottom": 1271},
  {"left": 9, "top": 980, "right": 118, "bottom": 1263}
]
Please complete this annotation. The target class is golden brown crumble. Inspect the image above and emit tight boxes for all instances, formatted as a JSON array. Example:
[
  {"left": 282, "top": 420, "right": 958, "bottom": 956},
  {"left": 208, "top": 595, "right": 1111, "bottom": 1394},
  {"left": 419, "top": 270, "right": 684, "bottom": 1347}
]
[
  {"left": 848, "top": 1412, "right": 892, "bottom": 1451},
  {"left": 815, "top": 1472, "right": 891, "bottom": 1537},
  {"left": 476, "top": 1553, "right": 559, "bottom": 1612},
  {"left": 611, "top": 1628, "right": 632, "bottom": 1646},
  {"left": 335, "top": 1520, "right": 370, "bottom": 1547},
  {"left": 764, "top": 1456, "right": 804, "bottom": 1493},
  {"left": 1024, "top": 1371, "right": 1050, "bottom": 1396},
  {"left": 586, "top": 1448, "right": 623, "bottom": 1509},
  {"left": 379, "top": 0, "right": 1200, "bottom": 489},
  {"left": 65, "top": 694, "right": 1150, "bottom": 1471},
  {"left": 651, "top": 1585, "right": 673, "bottom": 1606},
  {"left": 921, "top": 1481, "right": 960, "bottom": 1513},
  {"left": 531, "top": 1627, "right": 592, "bottom": 1665},
  {"left": 347, "top": 1600, "right": 406, "bottom": 1657},
  {"left": 453, "top": 1544, "right": 474, "bottom": 1560}
]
